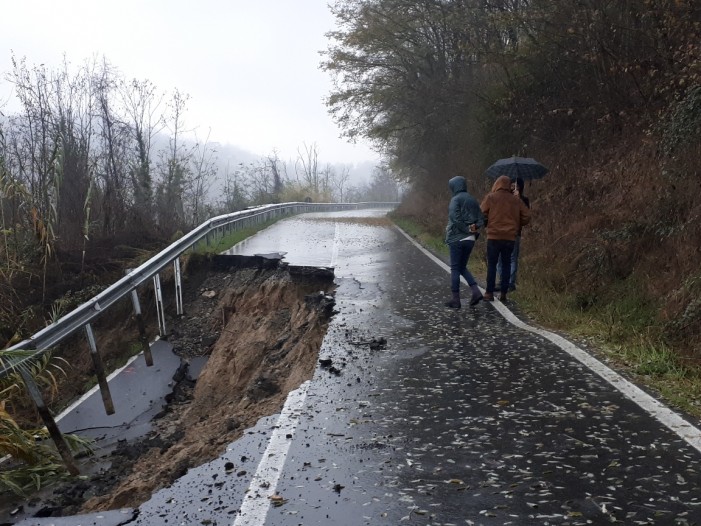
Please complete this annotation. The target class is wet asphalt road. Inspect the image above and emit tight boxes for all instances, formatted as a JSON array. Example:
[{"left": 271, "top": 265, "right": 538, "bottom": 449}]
[
  {"left": 56, "top": 340, "right": 182, "bottom": 447},
  {"left": 15, "top": 209, "right": 701, "bottom": 525}
]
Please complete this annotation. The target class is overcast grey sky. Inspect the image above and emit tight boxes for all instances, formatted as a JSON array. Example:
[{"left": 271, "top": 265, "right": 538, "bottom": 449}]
[{"left": 0, "top": 0, "right": 379, "bottom": 166}]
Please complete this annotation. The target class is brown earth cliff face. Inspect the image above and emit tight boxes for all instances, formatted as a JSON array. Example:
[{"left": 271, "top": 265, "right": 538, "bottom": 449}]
[{"left": 77, "top": 258, "right": 335, "bottom": 512}]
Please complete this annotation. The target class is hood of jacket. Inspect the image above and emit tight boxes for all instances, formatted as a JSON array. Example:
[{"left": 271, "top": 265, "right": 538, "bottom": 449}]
[
  {"left": 448, "top": 176, "right": 467, "bottom": 195},
  {"left": 491, "top": 175, "right": 513, "bottom": 193}
]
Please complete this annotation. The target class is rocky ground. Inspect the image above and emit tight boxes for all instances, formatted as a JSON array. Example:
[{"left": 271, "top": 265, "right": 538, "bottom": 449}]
[{"left": 1, "top": 254, "right": 337, "bottom": 522}]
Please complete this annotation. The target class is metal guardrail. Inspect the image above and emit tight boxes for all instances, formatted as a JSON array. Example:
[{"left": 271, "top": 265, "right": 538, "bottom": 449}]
[
  {"left": 1, "top": 200, "right": 397, "bottom": 473},
  {"left": 3, "top": 201, "right": 397, "bottom": 371}
]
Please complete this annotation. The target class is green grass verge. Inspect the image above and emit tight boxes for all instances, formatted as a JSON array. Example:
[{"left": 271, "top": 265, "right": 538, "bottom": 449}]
[
  {"left": 391, "top": 215, "right": 701, "bottom": 418},
  {"left": 193, "top": 216, "right": 285, "bottom": 255},
  {"left": 391, "top": 215, "right": 449, "bottom": 259}
]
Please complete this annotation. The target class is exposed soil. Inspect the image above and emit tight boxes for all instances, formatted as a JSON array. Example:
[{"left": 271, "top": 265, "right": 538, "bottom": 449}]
[{"left": 2, "top": 254, "right": 336, "bottom": 521}]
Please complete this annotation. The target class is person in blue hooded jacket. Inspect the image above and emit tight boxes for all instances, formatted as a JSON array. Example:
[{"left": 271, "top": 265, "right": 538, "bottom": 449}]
[{"left": 444, "top": 176, "right": 485, "bottom": 308}]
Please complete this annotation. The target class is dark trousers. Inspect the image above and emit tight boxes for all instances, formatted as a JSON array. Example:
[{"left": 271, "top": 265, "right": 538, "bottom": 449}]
[
  {"left": 448, "top": 240, "right": 477, "bottom": 293},
  {"left": 486, "top": 239, "right": 515, "bottom": 294}
]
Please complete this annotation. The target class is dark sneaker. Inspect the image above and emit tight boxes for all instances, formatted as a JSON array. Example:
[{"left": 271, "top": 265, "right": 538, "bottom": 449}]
[
  {"left": 483, "top": 292, "right": 494, "bottom": 301},
  {"left": 499, "top": 293, "right": 507, "bottom": 302}
]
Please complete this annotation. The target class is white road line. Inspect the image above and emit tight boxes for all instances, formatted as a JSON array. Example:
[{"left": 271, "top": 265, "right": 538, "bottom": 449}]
[
  {"left": 394, "top": 225, "right": 701, "bottom": 454},
  {"left": 231, "top": 220, "right": 340, "bottom": 523},
  {"left": 233, "top": 381, "right": 310, "bottom": 526}
]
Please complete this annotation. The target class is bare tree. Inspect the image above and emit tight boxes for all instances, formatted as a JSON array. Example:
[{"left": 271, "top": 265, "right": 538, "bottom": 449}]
[
  {"left": 120, "top": 77, "right": 164, "bottom": 231},
  {"left": 9, "top": 56, "right": 58, "bottom": 233},
  {"left": 332, "top": 164, "right": 352, "bottom": 203},
  {"left": 243, "top": 159, "right": 274, "bottom": 205},
  {"left": 266, "top": 150, "right": 285, "bottom": 202},
  {"left": 187, "top": 128, "right": 217, "bottom": 227},
  {"left": 295, "top": 142, "right": 319, "bottom": 194},
  {"left": 219, "top": 162, "right": 249, "bottom": 212},
  {"left": 155, "top": 89, "right": 191, "bottom": 235},
  {"left": 94, "top": 58, "right": 130, "bottom": 236},
  {"left": 52, "top": 57, "right": 96, "bottom": 253},
  {"left": 319, "top": 163, "right": 335, "bottom": 198}
]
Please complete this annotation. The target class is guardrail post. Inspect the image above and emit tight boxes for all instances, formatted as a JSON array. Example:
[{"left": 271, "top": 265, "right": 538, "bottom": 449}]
[
  {"left": 130, "top": 290, "right": 154, "bottom": 366},
  {"left": 174, "top": 258, "right": 183, "bottom": 316},
  {"left": 18, "top": 368, "right": 80, "bottom": 475},
  {"left": 84, "top": 323, "right": 115, "bottom": 415},
  {"left": 153, "top": 274, "right": 167, "bottom": 337}
]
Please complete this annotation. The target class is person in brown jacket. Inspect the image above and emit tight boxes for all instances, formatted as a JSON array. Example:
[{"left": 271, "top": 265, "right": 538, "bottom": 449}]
[{"left": 480, "top": 175, "right": 531, "bottom": 302}]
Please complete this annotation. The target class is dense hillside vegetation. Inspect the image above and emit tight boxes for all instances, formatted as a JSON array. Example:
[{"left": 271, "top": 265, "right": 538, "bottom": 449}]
[{"left": 324, "top": 1, "right": 701, "bottom": 377}]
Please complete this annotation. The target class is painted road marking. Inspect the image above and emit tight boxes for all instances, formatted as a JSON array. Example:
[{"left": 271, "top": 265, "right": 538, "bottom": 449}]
[
  {"left": 231, "top": 218, "right": 348, "bottom": 523},
  {"left": 395, "top": 225, "right": 701, "bottom": 454},
  {"left": 233, "top": 381, "right": 310, "bottom": 526}
]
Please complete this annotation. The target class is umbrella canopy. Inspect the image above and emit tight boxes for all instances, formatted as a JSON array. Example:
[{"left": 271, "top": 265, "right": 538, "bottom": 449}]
[{"left": 484, "top": 156, "right": 549, "bottom": 181}]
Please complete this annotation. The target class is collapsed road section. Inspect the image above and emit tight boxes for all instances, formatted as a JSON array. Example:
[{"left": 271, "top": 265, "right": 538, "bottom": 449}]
[{"left": 4, "top": 254, "right": 336, "bottom": 523}]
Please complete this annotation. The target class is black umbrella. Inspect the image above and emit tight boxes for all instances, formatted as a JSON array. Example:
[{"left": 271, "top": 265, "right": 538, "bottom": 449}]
[{"left": 484, "top": 156, "right": 549, "bottom": 181}]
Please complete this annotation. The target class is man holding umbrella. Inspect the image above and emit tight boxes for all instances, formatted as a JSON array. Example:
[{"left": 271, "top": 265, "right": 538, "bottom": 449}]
[
  {"left": 497, "top": 177, "right": 530, "bottom": 292},
  {"left": 481, "top": 156, "right": 547, "bottom": 301},
  {"left": 480, "top": 175, "right": 531, "bottom": 301}
]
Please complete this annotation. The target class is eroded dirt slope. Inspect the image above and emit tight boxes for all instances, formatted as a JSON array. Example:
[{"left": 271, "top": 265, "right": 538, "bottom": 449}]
[{"left": 18, "top": 255, "right": 336, "bottom": 517}]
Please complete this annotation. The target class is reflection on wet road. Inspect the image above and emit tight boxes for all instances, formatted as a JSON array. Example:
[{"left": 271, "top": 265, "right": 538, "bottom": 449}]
[{"left": 225, "top": 212, "right": 344, "bottom": 267}]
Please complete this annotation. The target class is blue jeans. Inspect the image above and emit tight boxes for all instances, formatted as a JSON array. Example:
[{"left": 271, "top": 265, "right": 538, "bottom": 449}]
[
  {"left": 448, "top": 240, "right": 477, "bottom": 293},
  {"left": 487, "top": 239, "right": 515, "bottom": 294},
  {"left": 496, "top": 235, "right": 521, "bottom": 289}
]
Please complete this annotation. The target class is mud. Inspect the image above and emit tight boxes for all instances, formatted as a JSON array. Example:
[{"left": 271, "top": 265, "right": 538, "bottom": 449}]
[{"left": 2, "top": 254, "right": 335, "bottom": 521}]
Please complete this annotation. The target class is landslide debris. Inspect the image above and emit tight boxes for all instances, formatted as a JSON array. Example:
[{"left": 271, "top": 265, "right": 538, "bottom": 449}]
[{"left": 6, "top": 254, "right": 336, "bottom": 518}]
